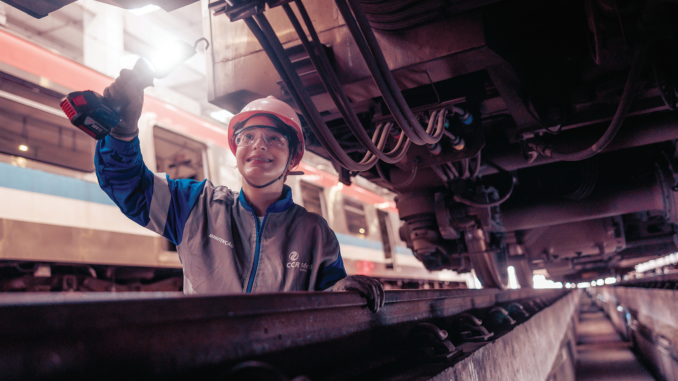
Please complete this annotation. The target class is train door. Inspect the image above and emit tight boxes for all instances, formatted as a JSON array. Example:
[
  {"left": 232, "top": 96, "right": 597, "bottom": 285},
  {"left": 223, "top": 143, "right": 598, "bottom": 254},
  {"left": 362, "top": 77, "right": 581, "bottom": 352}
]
[
  {"left": 153, "top": 126, "right": 208, "bottom": 251},
  {"left": 377, "top": 210, "right": 397, "bottom": 269}
]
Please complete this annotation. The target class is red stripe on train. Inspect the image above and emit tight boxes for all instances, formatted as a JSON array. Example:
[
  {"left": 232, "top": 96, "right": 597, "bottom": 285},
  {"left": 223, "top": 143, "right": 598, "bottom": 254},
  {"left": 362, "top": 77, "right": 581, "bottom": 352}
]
[{"left": 0, "top": 30, "right": 397, "bottom": 211}]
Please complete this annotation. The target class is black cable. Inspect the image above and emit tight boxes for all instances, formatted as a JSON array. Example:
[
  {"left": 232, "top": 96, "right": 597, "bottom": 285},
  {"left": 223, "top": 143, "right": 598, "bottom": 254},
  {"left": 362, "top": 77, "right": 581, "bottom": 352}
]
[
  {"left": 540, "top": 43, "right": 648, "bottom": 161},
  {"left": 453, "top": 159, "right": 515, "bottom": 208},
  {"left": 334, "top": 0, "right": 426, "bottom": 145},
  {"left": 345, "top": 0, "right": 444, "bottom": 144},
  {"left": 242, "top": 17, "right": 342, "bottom": 166},
  {"left": 250, "top": 15, "right": 377, "bottom": 171},
  {"left": 284, "top": 3, "right": 406, "bottom": 164},
  {"left": 471, "top": 151, "right": 481, "bottom": 178}
]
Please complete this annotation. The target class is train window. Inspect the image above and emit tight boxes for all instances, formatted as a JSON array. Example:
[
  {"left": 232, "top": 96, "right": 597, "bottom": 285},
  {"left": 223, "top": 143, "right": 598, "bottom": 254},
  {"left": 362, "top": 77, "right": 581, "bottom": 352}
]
[
  {"left": 300, "top": 181, "right": 326, "bottom": 218},
  {"left": 153, "top": 126, "right": 207, "bottom": 182},
  {"left": 344, "top": 198, "right": 368, "bottom": 236},
  {"left": 154, "top": 126, "right": 208, "bottom": 251},
  {"left": 0, "top": 75, "right": 95, "bottom": 172},
  {"left": 377, "top": 210, "right": 396, "bottom": 269}
]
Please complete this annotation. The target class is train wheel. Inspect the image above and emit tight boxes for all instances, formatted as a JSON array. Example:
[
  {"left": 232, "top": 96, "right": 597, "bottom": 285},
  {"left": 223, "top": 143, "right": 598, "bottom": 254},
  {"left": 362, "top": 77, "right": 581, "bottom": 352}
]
[
  {"left": 511, "top": 257, "right": 534, "bottom": 288},
  {"left": 470, "top": 249, "right": 510, "bottom": 290}
]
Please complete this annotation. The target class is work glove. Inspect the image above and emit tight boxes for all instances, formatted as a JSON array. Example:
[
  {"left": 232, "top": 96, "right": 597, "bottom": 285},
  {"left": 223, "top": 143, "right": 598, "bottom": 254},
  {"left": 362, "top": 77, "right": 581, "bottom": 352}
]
[
  {"left": 103, "top": 68, "right": 151, "bottom": 140},
  {"left": 332, "top": 275, "right": 385, "bottom": 313}
]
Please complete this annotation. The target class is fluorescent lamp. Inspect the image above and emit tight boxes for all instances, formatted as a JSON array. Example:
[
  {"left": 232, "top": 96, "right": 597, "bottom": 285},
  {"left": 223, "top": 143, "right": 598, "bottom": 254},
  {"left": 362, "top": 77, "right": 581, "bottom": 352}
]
[
  {"left": 129, "top": 5, "right": 160, "bottom": 16},
  {"left": 18, "top": 145, "right": 28, "bottom": 151},
  {"left": 210, "top": 109, "right": 234, "bottom": 124}
]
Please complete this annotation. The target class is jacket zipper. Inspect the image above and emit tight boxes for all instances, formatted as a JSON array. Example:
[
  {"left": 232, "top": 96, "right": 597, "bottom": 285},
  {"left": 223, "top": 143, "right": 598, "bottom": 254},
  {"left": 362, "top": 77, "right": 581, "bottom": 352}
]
[{"left": 246, "top": 212, "right": 267, "bottom": 293}]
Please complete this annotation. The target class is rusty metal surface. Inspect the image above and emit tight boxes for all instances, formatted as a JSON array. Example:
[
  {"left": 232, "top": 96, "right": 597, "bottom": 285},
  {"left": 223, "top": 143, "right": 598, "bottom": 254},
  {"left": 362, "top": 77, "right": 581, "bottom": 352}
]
[
  {"left": 0, "top": 288, "right": 566, "bottom": 380},
  {"left": 206, "top": 0, "right": 498, "bottom": 112},
  {"left": 501, "top": 175, "right": 666, "bottom": 231}
]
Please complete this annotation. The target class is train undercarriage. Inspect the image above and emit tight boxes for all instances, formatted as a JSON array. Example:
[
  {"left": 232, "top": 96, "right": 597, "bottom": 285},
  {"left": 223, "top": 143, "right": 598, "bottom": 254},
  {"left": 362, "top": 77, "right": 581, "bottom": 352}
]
[
  {"left": 202, "top": 0, "right": 678, "bottom": 288},
  {"left": 8, "top": 0, "right": 678, "bottom": 289}
]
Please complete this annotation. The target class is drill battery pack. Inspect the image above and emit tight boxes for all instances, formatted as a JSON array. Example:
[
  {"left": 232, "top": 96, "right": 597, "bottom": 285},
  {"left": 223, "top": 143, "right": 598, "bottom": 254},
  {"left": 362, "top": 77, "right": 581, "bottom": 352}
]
[{"left": 61, "top": 91, "right": 121, "bottom": 140}]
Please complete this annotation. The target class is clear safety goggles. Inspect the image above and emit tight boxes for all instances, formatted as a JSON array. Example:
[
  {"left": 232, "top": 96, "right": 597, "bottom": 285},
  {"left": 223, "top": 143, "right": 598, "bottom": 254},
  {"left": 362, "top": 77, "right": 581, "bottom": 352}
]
[{"left": 233, "top": 126, "right": 289, "bottom": 149}]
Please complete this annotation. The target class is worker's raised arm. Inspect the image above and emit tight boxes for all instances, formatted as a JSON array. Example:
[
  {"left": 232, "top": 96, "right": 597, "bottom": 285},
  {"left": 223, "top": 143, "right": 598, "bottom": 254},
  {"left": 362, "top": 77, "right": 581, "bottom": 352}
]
[
  {"left": 95, "top": 136, "right": 205, "bottom": 245},
  {"left": 94, "top": 70, "right": 205, "bottom": 246}
]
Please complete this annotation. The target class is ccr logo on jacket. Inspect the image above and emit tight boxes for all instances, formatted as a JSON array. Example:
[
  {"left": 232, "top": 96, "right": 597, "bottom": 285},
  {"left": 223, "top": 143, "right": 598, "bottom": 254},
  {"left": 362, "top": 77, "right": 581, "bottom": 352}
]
[{"left": 287, "top": 251, "right": 312, "bottom": 272}]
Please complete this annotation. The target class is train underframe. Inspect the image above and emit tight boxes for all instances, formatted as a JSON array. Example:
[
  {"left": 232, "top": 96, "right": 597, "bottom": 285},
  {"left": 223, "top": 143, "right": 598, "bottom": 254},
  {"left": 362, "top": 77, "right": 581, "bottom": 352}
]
[
  {"left": 202, "top": 0, "right": 678, "bottom": 288},
  {"left": 6, "top": 0, "right": 678, "bottom": 288}
]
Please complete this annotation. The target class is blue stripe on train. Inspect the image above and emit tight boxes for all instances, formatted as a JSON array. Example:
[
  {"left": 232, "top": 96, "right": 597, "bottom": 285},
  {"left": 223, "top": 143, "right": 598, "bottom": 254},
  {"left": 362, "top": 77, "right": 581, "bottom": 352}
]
[
  {"left": 334, "top": 233, "right": 413, "bottom": 256},
  {"left": 0, "top": 162, "right": 415, "bottom": 256},
  {"left": 0, "top": 162, "right": 115, "bottom": 206}
]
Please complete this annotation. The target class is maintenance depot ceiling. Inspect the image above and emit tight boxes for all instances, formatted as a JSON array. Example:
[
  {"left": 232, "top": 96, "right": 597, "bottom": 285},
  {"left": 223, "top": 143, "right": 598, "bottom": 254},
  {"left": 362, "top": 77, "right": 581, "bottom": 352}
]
[
  {"left": 1, "top": 0, "right": 198, "bottom": 18},
  {"left": 0, "top": 0, "right": 220, "bottom": 121}
]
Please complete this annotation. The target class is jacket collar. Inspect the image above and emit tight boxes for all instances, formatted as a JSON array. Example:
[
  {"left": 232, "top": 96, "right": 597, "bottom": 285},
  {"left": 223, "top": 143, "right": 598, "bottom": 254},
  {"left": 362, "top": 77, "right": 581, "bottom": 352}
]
[{"left": 239, "top": 185, "right": 294, "bottom": 215}]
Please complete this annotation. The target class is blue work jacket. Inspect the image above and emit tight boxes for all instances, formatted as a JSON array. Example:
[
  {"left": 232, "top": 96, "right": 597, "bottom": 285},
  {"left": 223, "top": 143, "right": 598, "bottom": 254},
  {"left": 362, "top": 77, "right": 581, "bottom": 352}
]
[{"left": 94, "top": 135, "right": 347, "bottom": 294}]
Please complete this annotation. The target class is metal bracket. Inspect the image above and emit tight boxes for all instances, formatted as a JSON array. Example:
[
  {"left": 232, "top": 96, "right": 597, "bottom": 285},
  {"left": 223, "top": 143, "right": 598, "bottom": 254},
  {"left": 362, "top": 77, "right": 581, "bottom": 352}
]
[{"left": 408, "top": 323, "right": 463, "bottom": 363}]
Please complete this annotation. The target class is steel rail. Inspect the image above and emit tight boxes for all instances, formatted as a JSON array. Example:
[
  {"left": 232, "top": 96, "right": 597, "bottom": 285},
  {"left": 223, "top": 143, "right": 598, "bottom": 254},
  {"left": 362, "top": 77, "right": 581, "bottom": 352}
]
[{"left": 0, "top": 288, "right": 567, "bottom": 380}]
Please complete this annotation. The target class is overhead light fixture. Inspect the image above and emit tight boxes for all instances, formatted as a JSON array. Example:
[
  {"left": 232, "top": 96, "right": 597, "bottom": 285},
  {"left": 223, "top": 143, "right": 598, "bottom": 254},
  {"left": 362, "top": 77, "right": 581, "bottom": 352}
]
[
  {"left": 18, "top": 145, "right": 28, "bottom": 152},
  {"left": 129, "top": 5, "right": 160, "bottom": 16},
  {"left": 210, "top": 110, "right": 234, "bottom": 124}
]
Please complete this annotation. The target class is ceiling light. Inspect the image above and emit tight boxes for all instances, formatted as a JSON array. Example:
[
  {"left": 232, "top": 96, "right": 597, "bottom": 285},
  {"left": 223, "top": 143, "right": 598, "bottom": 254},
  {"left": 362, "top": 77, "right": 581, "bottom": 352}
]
[
  {"left": 210, "top": 110, "right": 234, "bottom": 124},
  {"left": 18, "top": 145, "right": 28, "bottom": 152},
  {"left": 129, "top": 5, "right": 160, "bottom": 16}
]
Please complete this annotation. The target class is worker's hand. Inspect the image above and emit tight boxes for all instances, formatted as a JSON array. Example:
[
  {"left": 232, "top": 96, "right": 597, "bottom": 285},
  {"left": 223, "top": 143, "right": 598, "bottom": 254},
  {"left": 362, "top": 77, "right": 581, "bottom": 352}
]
[
  {"left": 332, "top": 275, "right": 385, "bottom": 313},
  {"left": 103, "top": 69, "right": 149, "bottom": 140}
]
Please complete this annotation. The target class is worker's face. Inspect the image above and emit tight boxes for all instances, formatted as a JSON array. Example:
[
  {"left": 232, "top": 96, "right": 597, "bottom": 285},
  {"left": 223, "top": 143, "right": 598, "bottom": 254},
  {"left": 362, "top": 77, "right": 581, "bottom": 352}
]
[{"left": 235, "top": 116, "right": 291, "bottom": 184}]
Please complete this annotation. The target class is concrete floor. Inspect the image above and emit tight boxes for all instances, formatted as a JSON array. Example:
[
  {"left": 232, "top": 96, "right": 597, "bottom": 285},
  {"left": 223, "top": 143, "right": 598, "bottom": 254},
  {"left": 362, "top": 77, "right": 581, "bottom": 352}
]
[{"left": 576, "top": 305, "right": 656, "bottom": 381}]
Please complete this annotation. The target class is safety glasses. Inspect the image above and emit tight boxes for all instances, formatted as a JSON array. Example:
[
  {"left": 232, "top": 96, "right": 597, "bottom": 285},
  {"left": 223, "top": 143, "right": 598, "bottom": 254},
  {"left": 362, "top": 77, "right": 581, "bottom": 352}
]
[{"left": 234, "top": 126, "right": 289, "bottom": 149}]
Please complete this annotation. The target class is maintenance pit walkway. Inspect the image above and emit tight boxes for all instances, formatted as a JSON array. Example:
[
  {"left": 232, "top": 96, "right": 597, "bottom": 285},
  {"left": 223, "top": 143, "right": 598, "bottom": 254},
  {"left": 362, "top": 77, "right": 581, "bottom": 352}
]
[{"left": 576, "top": 295, "right": 655, "bottom": 381}]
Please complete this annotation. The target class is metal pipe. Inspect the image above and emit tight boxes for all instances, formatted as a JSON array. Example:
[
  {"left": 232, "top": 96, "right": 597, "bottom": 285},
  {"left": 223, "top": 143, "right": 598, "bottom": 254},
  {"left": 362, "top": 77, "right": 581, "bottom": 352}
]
[
  {"left": 481, "top": 111, "right": 678, "bottom": 175},
  {"left": 502, "top": 177, "right": 666, "bottom": 231},
  {"left": 544, "top": 43, "right": 648, "bottom": 161}
]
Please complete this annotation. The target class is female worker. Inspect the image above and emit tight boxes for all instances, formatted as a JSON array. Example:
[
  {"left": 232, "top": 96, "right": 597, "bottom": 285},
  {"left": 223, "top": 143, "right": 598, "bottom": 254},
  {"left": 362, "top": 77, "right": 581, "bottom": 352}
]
[{"left": 95, "top": 69, "right": 385, "bottom": 312}]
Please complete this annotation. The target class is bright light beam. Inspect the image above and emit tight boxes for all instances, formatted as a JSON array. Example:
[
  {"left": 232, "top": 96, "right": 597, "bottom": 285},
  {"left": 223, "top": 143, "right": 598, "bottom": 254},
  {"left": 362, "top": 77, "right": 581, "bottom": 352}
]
[
  {"left": 507, "top": 266, "right": 519, "bottom": 289},
  {"left": 129, "top": 5, "right": 160, "bottom": 16},
  {"left": 533, "top": 275, "right": 563, "bottom": 289},
  {"left": 149, "top": 41, "right": 197, "bottom": 79}
]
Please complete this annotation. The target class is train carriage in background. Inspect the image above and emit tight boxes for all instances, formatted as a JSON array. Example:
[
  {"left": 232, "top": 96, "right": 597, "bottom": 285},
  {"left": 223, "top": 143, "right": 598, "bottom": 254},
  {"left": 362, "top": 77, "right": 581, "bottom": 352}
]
[{"left": 0, "top": 29, "right": 472, "bottom": 291}]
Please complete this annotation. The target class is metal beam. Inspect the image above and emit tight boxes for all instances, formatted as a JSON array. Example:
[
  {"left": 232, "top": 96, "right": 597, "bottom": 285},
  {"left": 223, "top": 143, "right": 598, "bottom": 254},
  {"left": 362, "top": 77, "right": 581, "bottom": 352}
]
[{"left": 0, "top": 288, "right": 568, "bottom": 380}]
